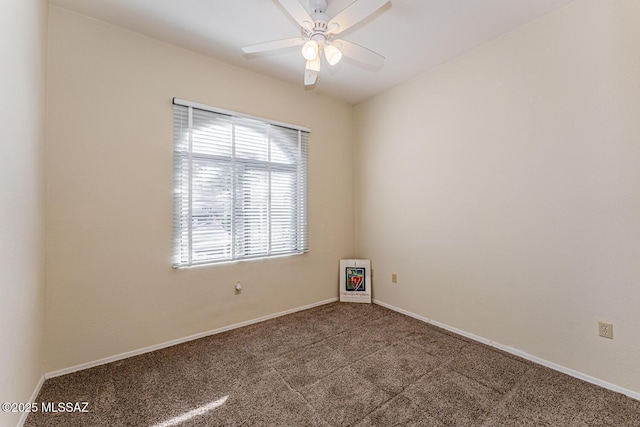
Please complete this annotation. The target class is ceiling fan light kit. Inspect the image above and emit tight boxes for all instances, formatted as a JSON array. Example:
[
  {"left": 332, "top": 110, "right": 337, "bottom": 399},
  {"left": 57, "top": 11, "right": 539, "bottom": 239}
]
[
  {"left": 302, "top": 39, "right": 319, "bottom": 61},
  {"left": 242, "top": 0, "right": 389, "bottom": 87},
  {"left": 324, "top": 43, "right": 342, "bottom": 66}
]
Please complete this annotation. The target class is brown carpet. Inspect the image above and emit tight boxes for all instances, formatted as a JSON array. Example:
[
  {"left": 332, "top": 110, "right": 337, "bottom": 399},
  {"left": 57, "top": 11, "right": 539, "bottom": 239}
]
[{"left": 26, "top": 302, "right": 640, "bottom": 426}]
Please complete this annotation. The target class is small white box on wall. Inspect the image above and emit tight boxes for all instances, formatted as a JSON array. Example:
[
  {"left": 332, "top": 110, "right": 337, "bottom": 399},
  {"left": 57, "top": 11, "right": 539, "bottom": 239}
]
[{"left": 339, "top": 259, "right": 372, "bottom": 303}]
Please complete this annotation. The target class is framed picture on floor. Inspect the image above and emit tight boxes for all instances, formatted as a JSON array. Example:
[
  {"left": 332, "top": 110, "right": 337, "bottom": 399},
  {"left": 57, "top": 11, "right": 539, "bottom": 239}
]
[{"left": 339, "top": 259, "right": 371, "bottom": 303}]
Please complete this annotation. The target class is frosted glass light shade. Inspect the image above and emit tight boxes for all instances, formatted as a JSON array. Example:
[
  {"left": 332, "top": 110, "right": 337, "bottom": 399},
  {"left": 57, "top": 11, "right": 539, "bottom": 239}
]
[
  {"left": 324, "top": 44, "right": 342, "bottom": 66},
  {"left": 302, "top": 40, "right": 319, "bottom": 61}
]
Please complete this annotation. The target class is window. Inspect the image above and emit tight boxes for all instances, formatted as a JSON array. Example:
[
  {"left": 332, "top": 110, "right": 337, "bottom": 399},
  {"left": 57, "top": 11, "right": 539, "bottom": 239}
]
[{"left": 172, "top": 99, "right": 309, "bottom": 267}]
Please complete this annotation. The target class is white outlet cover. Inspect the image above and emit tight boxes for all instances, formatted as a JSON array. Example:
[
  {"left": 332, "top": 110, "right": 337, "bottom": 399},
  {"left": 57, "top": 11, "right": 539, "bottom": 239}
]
[{"left": 598, "top": 322, "right": 613, "bottom": 339}]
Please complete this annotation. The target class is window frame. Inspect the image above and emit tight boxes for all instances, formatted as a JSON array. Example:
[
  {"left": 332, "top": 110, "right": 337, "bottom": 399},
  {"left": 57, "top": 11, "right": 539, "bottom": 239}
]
[{"left": 172, "top": 98, "right": 309, "bottom": 268}]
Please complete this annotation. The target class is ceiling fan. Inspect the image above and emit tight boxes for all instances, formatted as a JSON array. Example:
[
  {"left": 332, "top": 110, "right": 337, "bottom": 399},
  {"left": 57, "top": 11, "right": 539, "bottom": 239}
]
[{"left": 242, "top": 0, "right": 390, "bottom": 87}]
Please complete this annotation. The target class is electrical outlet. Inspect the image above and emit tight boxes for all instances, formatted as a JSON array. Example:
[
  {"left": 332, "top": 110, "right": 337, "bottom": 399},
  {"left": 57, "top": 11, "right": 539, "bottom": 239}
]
[
  {"left": 391, "top": 273, "right": 397, "bottom": 283},
  {"left": 598, "top": 322, "right": 613, "bottom": 339}
]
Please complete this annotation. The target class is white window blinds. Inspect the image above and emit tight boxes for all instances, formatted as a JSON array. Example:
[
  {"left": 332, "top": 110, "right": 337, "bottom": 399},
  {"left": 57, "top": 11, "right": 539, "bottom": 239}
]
[{"left": 173, "top": 99, "right": 309, "bottom": 267}]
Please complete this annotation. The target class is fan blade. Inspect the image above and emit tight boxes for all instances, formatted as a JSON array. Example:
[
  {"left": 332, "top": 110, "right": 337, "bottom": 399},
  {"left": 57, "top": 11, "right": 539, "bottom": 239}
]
[
  {"left": 304, "top": 56, "right": 321, "bottom": 86},
  {"left": 327, "top": 0, "right": 390, "bottom": 35},
  {"left": 242, "top": 38, "right": 305, "bottom": 54},
  {"left": 278, "top": 0, "right": 314, "bottom": 29},
  {"left": 304, "top": 68, "right": 319, "bottom": 86},
  {"left": 333, "top": 39, "right": 384, "bottom": 67}
]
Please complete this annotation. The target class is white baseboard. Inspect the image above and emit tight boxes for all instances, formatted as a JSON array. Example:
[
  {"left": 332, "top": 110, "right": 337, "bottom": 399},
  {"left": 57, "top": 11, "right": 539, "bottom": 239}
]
[
  {"left": 373, "top": 299, "right": 640, "bottom": 401},
  {"left": 42, "top": 296, "right": 639, "bottom": 402},
  {"left": 17, "top": 375, "right": 44, "bottom": 427},
  {"left": 45, "top": 297, "right": 338, "bottom": 379}
]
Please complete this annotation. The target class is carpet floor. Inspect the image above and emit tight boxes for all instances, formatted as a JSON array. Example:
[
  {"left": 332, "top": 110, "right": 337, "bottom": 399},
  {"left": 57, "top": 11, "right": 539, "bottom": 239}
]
[{"left": 26, "top": 302, "right": 640, "bottom": 426}]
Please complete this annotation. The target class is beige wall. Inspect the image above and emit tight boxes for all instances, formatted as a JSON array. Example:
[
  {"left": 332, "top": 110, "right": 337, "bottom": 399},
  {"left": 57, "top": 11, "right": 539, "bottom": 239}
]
[
  {"left": 45, "top": 7, "right": 354, "bottom": 373},
  {"left": 0, "top": 0, "right": 47, "bottom": 425},
  {"left": 355, "top": 0, "right": 640, "bottom": 394}
]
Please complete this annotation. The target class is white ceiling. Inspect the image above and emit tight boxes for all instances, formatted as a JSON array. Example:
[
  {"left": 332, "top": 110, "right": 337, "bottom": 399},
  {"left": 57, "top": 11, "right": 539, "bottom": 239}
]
[{"left": 49, "top": 0, "right": 573, "bottom": 104}]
